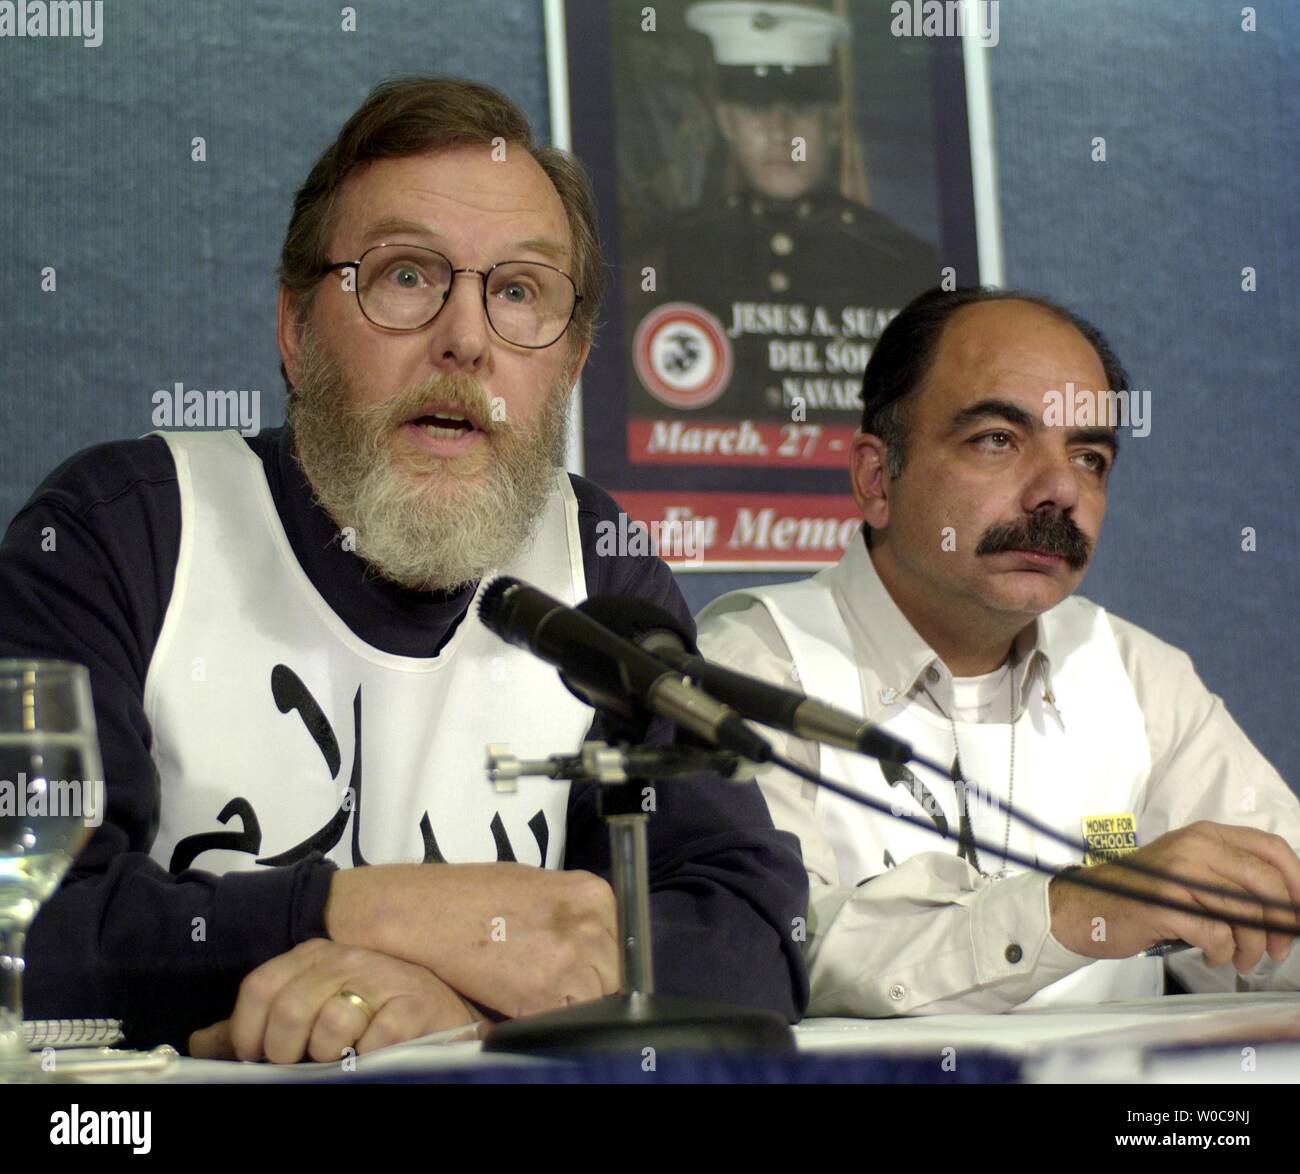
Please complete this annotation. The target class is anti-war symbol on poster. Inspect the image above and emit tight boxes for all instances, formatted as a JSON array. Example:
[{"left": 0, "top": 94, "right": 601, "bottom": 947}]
[{"left": 169, "top": 664, "right": 549, "bottom": 874}]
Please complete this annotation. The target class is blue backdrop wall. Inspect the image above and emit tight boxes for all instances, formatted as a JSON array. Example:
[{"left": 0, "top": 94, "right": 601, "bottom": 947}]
[{"left": 1, "top": 1, "right": 1296, "bottom": 776}]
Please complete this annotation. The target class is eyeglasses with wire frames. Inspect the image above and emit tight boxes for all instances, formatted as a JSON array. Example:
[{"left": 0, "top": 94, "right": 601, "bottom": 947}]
[{"left": 320, "top": 242, "right": 582, "bottom": 350}]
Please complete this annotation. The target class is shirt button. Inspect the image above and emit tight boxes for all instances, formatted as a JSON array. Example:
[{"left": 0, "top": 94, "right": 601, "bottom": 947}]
[
  {"left": 768, "top": 270, "right": 790, "bottom": 293},
  {"left": 926, "top": 666, "right": 941, "bottom": 684},
  {"left": 770, "top": 231, "right": 793, "bottom": 256},
  {"left": 888, "top": 983, "right": 906, "bottom": 1002},
  {"left": 1005, "top": 944, "right": 1023, "bottom": 964}
]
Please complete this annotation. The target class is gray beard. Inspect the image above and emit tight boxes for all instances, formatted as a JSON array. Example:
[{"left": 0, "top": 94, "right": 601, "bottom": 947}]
[{"left": 287, "top": 327, "right": 571, "bottom": 593}]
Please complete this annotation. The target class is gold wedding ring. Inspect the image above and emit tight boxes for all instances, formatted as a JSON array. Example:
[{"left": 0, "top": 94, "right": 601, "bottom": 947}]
[{"left": 338, "top": 989, "right": 376, "bottom": 1023}]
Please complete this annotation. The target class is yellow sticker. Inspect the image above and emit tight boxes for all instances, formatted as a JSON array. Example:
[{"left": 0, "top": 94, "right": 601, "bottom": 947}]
[{"left": 1081, "top": 812, "right": 1138, "bottom": 865}]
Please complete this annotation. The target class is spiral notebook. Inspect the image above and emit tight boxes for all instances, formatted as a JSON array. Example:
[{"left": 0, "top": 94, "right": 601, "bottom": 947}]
[{"left": 23, "top": 1019, "right": 124, "bottom": 1049}]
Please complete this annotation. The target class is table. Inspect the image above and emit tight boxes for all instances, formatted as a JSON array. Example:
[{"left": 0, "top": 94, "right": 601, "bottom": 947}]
[{"left": 56, "top": 992, "right": 1300, "bottom": 1084}]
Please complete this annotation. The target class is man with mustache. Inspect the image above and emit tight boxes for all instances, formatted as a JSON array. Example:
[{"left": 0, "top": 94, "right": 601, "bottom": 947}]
[
  {"left": 3, "top": 77, "right": 808, "bottom": 1059},
  {"left": 696, "top": 287, "right": 1300, "bottom": 1014}
]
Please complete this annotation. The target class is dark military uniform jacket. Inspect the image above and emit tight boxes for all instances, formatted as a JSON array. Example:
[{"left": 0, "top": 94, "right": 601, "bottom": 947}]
[{"left": 624, "top": 189, "right": 940, "bottom": 430}]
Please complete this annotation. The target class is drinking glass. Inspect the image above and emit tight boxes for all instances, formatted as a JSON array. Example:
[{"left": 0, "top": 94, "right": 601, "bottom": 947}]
[{"left": 0, "top": 660, "right": 103, "bottom": 1081}]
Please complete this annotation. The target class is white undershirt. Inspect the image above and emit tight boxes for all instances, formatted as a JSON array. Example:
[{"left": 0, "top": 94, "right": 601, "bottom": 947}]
[
  {"left": 944, "top": 662, "right": 1012, "bottom": 724},
  {"left": 909, "top": 660, "right": 1008, "bottom": 722}
]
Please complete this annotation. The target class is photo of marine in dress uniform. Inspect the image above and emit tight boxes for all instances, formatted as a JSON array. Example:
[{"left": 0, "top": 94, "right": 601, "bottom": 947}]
[{"left": 621, "top": 1, "right": 942, "bottom": 451}]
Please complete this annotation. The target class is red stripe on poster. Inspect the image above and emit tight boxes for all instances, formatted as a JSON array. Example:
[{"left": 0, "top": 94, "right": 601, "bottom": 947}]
[{"left": 628, "top": 419, "right": 858, "bottom": 468}]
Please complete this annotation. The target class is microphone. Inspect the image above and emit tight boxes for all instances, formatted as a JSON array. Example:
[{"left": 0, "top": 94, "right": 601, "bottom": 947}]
[
  {"left": 478, "top": 578, "right": 773, "bottom": 763},
  {"left": 580, "top": 596, "right": 912, "bottom": 765}
]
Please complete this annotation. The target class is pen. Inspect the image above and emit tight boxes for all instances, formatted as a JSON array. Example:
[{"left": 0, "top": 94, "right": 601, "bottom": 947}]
[{"left": 1141, "top": 940, "right": 1194, "bottom": 958}]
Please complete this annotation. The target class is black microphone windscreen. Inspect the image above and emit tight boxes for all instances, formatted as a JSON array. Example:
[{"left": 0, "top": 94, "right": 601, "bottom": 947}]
[{"left": 476, "top": 575, "right": 520, "bottom": 632}]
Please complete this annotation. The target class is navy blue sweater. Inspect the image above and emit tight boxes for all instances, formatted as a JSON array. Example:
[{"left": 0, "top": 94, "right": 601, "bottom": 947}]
[{"left": 2, "top": 425, "right": 809, "bottom": 1048}]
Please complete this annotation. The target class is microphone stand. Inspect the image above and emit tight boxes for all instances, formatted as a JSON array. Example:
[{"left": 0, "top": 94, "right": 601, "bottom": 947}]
[{"left": 480, "top": 739, "right": 794, "bottom": 1055}]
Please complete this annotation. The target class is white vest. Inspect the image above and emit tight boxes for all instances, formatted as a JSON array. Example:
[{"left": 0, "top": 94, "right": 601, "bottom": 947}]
[
  {"left": 701, "top": 569, "right": 1164, "bottom": 1005},
  {"left": 143, "top": 430, "right": 593, "bottom": 877}
]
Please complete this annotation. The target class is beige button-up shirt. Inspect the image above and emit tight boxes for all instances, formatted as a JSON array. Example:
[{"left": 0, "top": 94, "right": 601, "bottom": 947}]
[{"left": 697, "top": 535, "right": 1300, "bottom": 1015}]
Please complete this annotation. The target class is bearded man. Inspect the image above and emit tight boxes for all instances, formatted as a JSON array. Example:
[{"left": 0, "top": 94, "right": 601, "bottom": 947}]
[{"left": 4, "top": 77, "right": 808, "bottom": 1060}]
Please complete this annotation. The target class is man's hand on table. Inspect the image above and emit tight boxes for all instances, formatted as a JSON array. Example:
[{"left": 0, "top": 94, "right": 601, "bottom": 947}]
[
  {"left": 188, "top": 939, "right": 483, "bottom": 1063},
  {"left": 324, "top": 861, "right": 620, "bottom": 1019},
  {"left": 1049, "top": 820, "right": 1300, "bottom": 972}
]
